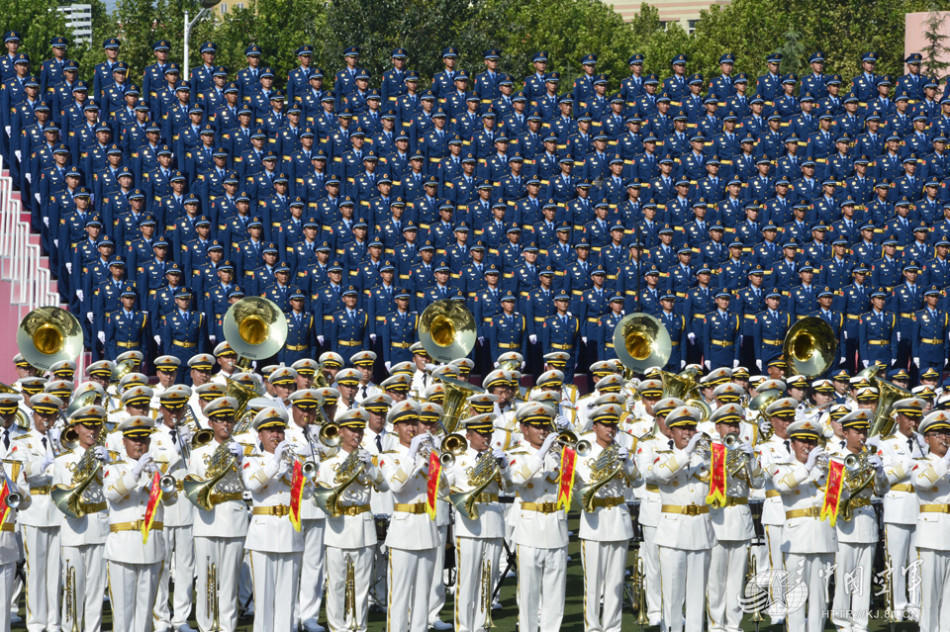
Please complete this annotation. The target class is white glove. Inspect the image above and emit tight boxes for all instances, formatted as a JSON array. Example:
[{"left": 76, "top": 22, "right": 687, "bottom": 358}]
[
  {"left": 154, "top": 335, "right": 161, "bottom": 345},
  {"left": 408, "top": 433, "right": 428, "bottom": 456},
  {"left": 357, "top": 448, "right": 373, "bottom": 465},
  {"left": 93, "top": 446, "right": 109, "bottom": 462},
  {"left": 76, "top": 289, "right": 84, "bottom": 302},
  {"left": 265, "top": 440, "right": 290, "bottom": 477},
  {"left": 805, "top": 447, "right": 824, "bottom": 472},
  {"left": 914, "top": 357, "right": 920, "bottom": 368},
  {"left": 37, "top": 454, "right": 54, "bottom": 472},
  {"left": 227, "top": 441, "right": 243, "bottom": 461},
  {"left": 839, "top": 356, "right": 845, "bottom": 365},
  {"left": 317, "top": 335, "right": 325, "bottom": 345},
  {"left": 43, "top": 216, "right": 49, "bottom": 227},
  {"left": 555, "top": 416, "right": 571, "bottom": 431},
  {"left": 581, "top": 336, "right": 588, "bottom": 344},
  {"left": 492, "top": 448, "right": 508, "bottom": 468},
  {"left": 756, "top": 359, "right": 762, "bottom": 370},
  {"left": 131, "top": 453, "right": 154, "bottom": 478},
  {"left": 529, "top": 334, "right": 537, "bottom": 344},
  {"left": 704, "top": 360, "right": 712, "bottom": 370},
  {"left": 616, "top": 445, "right": 629, "bottom": 461},
  {"left": 896, "top": 332, "right": 901, "bottom": 342},
  {"left": 177, "top": 424, "right": 194, "bottom": 445},
  {"left": 732, "top": 359, "right": 739, "bottom": 368},
  {"left": 478, "top": 336, "right": 485, "bottom": 344},
  {"left": 384, "top": 361, "right": 391, "bottom": 372},
  {"left": 86, "top": 311, "right": 94, "bottom": 323},
  {"left": 687, "top": 332, "right": 696, "bottom": 344},
  {"left": 867, "top": 454, "right": 884, "bottom": 471},
  {"left": 540, "top": 432, "right": 558, "bottom": 455},
  {"left": 684, "top": 432, "right": 704, "bottom": 454},
  {"left": 739, "top": 442, "right": 754, "bottom": 456},
  {"left": 97, "top": 331, "right": 105, "bottom": 344},
  {"left": 208, "top": 334, "right": 216, "bottom": 344},
  {"left": 862, "top": 360, "right": 869, "bottom": 368},
  {"left": 369, "top": 333, "right": 377, "bottom": 342},
  {"left": 66, "top": 262, "right": 72, "bottom": 274}
]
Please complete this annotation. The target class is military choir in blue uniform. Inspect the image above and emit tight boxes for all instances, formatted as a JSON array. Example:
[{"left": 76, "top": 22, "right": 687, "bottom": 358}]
[{"left": 5, "top": 30, "right": 950, "bottom": 382}]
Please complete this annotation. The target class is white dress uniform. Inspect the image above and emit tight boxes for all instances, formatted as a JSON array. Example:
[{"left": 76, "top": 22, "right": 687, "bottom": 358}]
[
  {"left": 0, "top": 452, "right": 28, "bottom": 632},
  {"left": 633, "top": 432, "right": 668, "bottom": 625},
  {"left": 912, "top": 450, "right": 950, "bottom": 632},
  {"left": 877, "top": 430, "right": 925, "bottom": 619},
  {"left": 52, "top": 446, "right": 110, "bottom": 632},
  {"left": 652, "top": 444, "right": 714, "bottom": 632},
  {"left": 9, "top": 431, "right": 61, "bottom": 632},
  {"left": 150, "top": 424, "right": 196, "bottom": 631},
  {"left": 508, "top": 441, "right": 569, "bottom": 632},
  {"left": 773, "top": 455, "right": 837, "bottom": 632},
  {"left": 426, "top": 439, "right": 451, "bottom": 629},
  {"left": 575, "top": 442, "right": 637, "bottom": 632},
  {"left": 210, "top": 369, "right": 236, "bottom": 386},
  {"left": 489, "top": 410, "right": 519, "bottom": 452},
  {"left": 188, "top": 440, "right": 250, "bottom": 632},
  {"left": 241, "top": 450, "right": 307, "bottom": 632},
  {"left": 380, "top": 442, "right": 441, "bottom": 632},
  {"left": 361, "top": 427, "right": 395, "bottom": 607},
  {"left": 285, "top": 423, "right": 328, "bottom": 630},
  {"left": 707, "top": 444, "right": 764, "bottom": 632},
  {"left": 103, "top": 457, "right": 170, "bottom": 632},
  {"left": 353, "top": 382, "right": 381, "bottom": 403},
  {"left": 317, "top": 448, "right": 387, "bottom": 632},
  {"left": 756, "top": 433, "right": 793, "bottom": 620},
  {"left": 444, "top": 447, "right": 509, "bottom": 632}
]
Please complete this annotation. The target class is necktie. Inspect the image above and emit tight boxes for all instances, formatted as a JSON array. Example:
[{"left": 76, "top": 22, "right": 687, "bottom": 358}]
[
  {"left": 376, "top": 433, "right": 383, "bottom": 452},
  {"left": 1, "top": 429, "right": 7, "bottom": 450}
]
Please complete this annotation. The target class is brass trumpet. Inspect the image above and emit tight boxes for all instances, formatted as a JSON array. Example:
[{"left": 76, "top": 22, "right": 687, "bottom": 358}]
[
  {"left": 555, "top": 428, "right": 591, "bottom": 457},
  {"left": 319, "top": 422, "right": 341, "bottom": 448},
  {"left": 439, "top": 433, "right": 468, "bottom": 466}
]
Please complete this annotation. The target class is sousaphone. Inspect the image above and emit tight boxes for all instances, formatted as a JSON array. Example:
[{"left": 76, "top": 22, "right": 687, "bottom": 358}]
[
  {"left": 782, "top": 317, "right": 836, "bottom": 378},
  {"left": 612, "top": 313, "right": 672, "bottom": 374},
  {"left": 17, "top": 307, "right": 84, "bottom": 371},
  {"left": 418, "top": 299, "right": 477, "bottom": 363}
]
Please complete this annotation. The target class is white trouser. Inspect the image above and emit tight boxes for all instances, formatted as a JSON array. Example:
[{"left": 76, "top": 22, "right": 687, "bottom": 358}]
[
  {"left": 21, "top": 524, "right": 60, "bottom": 632},
  {"left": 784, "top": 552, "right": 833, "bottom": 632},
  {"left": 886, "top": 522, "right": 920, "bottom": 618},
  {"left": 427, "top": 523, "right": 447, "bottom": 624},
  {"left": 639, "top": 524, "right": 661, "bottom": 622},
  {"left": 918, "top": 547, "right": 950, "bottom": 632},
  {"left": 581, "top": 538, "right": 627, "bottom": 632},
  {"left": 707, "top": 540, "right": 748, "bottom": 632},
  {"left": 516, "top": 544, "right": 567, "bottom": 632},
  {"left": 62, "top": 544, "right": 106, "bottom": 632},
  {"left": 388, "top": 547, "right": 436, "bottom": 632},
  {"left": 325, "top": 546, "right": 372, "bottom": 632},
  {"left": 248, "top": 550, "right": 301, "bottom": 632},
  {"left": 239, "top": 551, "right": 253, "bottom": 609},
  {"left": 0, "top": 561, "right": 15, "bottom": 632},
  {"left": 296, "top": 518, "right": 326, "bottom": 627},
  {"left": 764, "top": 523, "right": 785, "bottom": 618},
  {"left": 453, "top": 536, "right": 502, "bottom": 632},
  {"left": 658, "top": 546, "right": 710, "bottom": 632},
  {"left": 194, "top": 536, "right": 243, "bottom": 632},
  {"left": 831, "top": 541, "right": 874, "bottom": 632},
  {"left": 108, "top": 560, "right": 160, "bottom": 632},
  {"left": 154, "top": 524, "right": 195, "bottom": 629}
]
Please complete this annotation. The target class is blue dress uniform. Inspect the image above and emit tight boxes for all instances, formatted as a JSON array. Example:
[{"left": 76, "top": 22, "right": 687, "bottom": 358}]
[
  {"left": 754, "top": 299, "right": 792, "bottom": 367},
  {"left": 542, "top": 300, "right": 581, "bottom": 379},
  {"left": 380, "top": 302, "right": 418, "bottom": 366},
  {"left": 281, "top": 301, "right": 315, "bottom": 364},
  {"left": 657, "top": 301, "right": 688, "bottom": 370},
  {"left": 736, "top": 279, "right": 766, "bottom": 364},
  {"left": 892, "top": 272, "right": 925, "bottom": 367},
  {"left": 912, "top": 288, "right": 949, "bottom": 372},
  {"left": 160, "top": 290, "right": 208, "bottom": 383},
  {"left": 593, "top": 300, "right": 625, "bottom": 362},
  {"left": 703, "top": 301, "right": 741, "bottom": 367},
  {"left": 812, "top": 292, "right": 846, "bottom": 367},
  {"left": 104, "top": 288, "right": 148, "bottom": 361},
  {"left": 858, "top": 297, "right": 898, "bottom": 368},
  {"left": 487, "top": 301, "right": 527, "bottom": 360},
  {"left": 328, "top": 291, "right": 370, "bottom": 355}
]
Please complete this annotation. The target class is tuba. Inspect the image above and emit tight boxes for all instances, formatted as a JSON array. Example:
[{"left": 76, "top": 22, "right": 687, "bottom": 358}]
[
  {"left": 226, "top": 376, "right": 263, "bottom": 435},
  {"left": 182, "top": 441, "right": 245, "bottom": 511},
  {"left": 17, "top": 307, "right": 84, "bottom": 372},
  {"left": 222, "top": 297, "right": 288, "bottom": 369},
  {"left": 418, "top": 299, "right": 477, "bottom": 363},
  {"left": 855, "top": 363, "right": 911, "bottom": 437},
  {"left": 612, "top": 313, "right": 672, "bottom": 375},
  {"left": 438, "top": 375, "right": 484, "bottom": 434},
  {"left": 783, "top": 317, "right": 836, "bottom": 378}
]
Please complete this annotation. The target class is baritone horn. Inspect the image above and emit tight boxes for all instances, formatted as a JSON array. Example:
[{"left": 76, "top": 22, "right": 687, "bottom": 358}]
[
  {"left": 783, "top": 317, "right": 836, "bottom": 378},
  {"left": 17, "top": 306, "right": 84, "bottom": 372},
  {"left": 222, "top": 297, "right": 288, "bottom": 368},
  {"left": 418, "top": 299, "right": 477, "bottom": 363},
  {"left": 612, "top": 313, "right": 672, "bottom": 374}
]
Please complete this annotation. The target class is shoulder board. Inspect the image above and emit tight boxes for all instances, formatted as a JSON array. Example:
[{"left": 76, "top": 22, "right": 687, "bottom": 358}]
[{"left": 11, "top": 435, "right": 29, "bottom": 441}]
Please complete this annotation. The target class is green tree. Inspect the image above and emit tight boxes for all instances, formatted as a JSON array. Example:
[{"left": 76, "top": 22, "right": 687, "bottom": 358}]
[
  {"left": 0, "top": 0, "right": 71, "bottom": 71},
  {"left": 922, "top": 8, "right": 950, "bottom": 76}
]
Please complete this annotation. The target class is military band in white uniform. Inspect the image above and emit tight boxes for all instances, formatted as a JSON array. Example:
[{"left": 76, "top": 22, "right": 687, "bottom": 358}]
[{"left": 8, "top": 304, "right": 950, "bottom": 632}]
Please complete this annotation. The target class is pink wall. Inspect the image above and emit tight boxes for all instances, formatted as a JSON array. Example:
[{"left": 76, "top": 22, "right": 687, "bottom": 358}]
[{"left": 906, "top": 11, "right": 950, "bottom": 73}]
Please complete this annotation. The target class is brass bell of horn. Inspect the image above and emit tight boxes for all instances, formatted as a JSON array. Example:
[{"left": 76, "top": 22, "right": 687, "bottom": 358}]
[
  {"left": 222, "top": 297, "right": 288, "bottom": 362},
  {"left": 782, "top": 317, "right": 836, "bottom": 378},
  {"left": 17, "top": 307, "right": 84, "bottom": 372},
  {"left": 612, "top": 313, "right": 672, "bottom": 374},
  {"left": 418, "top": 299, "right": 477, "bottom": 363}
]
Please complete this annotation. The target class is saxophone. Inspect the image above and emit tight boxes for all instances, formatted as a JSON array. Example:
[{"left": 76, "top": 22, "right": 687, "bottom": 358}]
[
  {"left": 182, "top": 441, "right": 245, "bottom": 511},
  {"left": 449, "top": 450, "right": 499, "bottom": 520},
  {"left": 579, "top": 443, "right": 623, "bottom": 512},
  {"left": 313, "top": 450, "right": 365, "bottom": 517}
]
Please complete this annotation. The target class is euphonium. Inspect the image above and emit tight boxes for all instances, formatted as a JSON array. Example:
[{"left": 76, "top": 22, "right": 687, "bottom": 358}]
[
  {"left": 313, "top": 449, "right": 366, "bottom": 516},
  {"left": 439, "top": 433, "right": 467, "bottom": 466},
  {"left": 449, "top": 449, "right": 500, "bottom": 520},
  {"left": 579, "top": 442, "right": 623, "bottom": 512}
]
